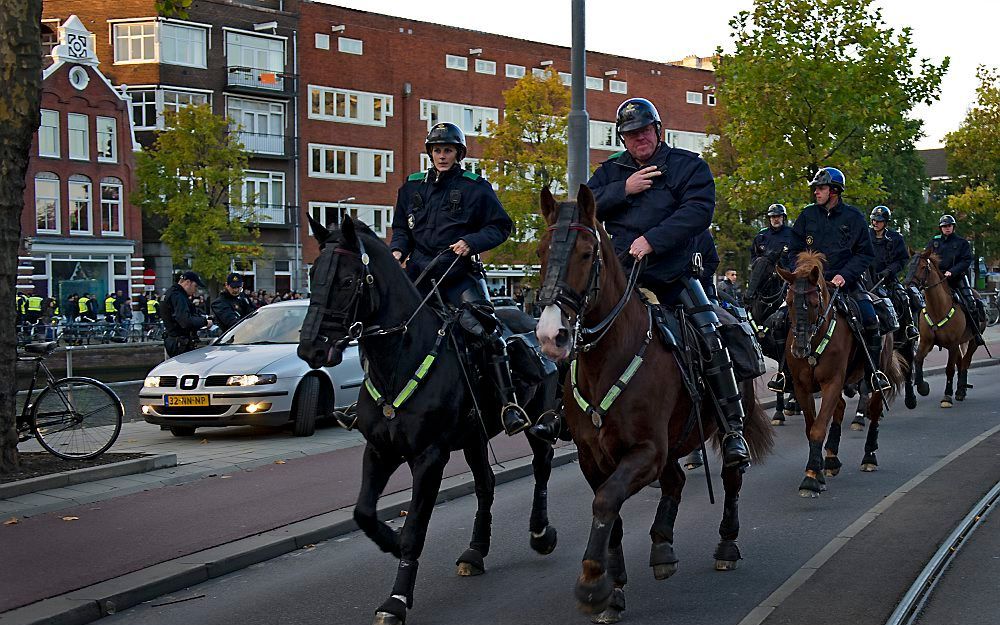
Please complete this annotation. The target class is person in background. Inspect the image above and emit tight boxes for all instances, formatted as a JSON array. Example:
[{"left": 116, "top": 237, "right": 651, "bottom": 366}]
[
  {"left": 211, "top": 272, "right": 256, "bottom": 333},
  {"left": 161, "top": 271, "right": 213, "bottom": 358}
]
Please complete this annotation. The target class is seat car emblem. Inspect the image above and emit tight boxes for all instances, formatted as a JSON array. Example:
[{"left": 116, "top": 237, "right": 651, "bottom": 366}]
[{"left": 806, "top": 235, "right": 814, "bottom": 246}]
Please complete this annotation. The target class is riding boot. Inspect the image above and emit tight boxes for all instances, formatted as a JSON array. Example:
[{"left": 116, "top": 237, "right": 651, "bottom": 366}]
[
  {"left": 527, "top": 408, "right": 562, "bottom": 445},
  {"left": 862, "top": 327, "right": 890, "bottom": 394},
  {"left": 490, "top": 350, "right": 531, "bottom": 436},
  {"left": 960, "top": 286, "right": 985, "bottom": 345}
]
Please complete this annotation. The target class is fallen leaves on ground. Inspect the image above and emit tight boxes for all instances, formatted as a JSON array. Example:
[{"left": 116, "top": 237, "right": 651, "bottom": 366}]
[
  {"left": 399, "top": 510, "right": 408, "bottom": 517},
  {"left": 220, "top": 475, "right": 232, "bottom": 479},
  {"left": 199, "top": 439, "right": 209, "bottom": 445},
  {"left": 3, "top": 517, "right": 18, "bottom": 526},
  {"left": 274, "top": 460, "right": 286, "bottom": 465},
  {"left": 61, "top": 516, "right": 80, "bottom": 521}
]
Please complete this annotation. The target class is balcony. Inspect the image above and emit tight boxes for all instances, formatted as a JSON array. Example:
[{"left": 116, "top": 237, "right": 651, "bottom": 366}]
[
  {"left": 232, "top": 131, "right": 295, "bottom": 159},
  {"left": 226, "top": 66, "right": 295, "bottom": 98},
  {"left": 228, "top": 203, "right": 291, "bottom": 227}
]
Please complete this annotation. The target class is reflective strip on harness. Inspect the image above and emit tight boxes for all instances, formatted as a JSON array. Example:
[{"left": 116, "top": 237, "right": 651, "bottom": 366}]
[
  {"left": 814, "top": 318, "right": 837, "bottom": 357},
  {"left": 922, "top": 306, "right": 955, "bottom": 328},
  {"left": 366, "top": 353, "right": 439, "bottom": 409}
]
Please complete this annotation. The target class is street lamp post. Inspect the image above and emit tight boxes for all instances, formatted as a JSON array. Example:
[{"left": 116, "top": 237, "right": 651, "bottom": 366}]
[{"left": 566, "top": 0, "right": 590, "bottom": 200}]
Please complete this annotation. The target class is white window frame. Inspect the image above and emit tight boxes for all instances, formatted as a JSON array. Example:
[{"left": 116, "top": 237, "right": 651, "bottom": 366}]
[
  {"left": 419, "top": 154, "right": 496, "bottom": 188},
  {"left": 96, "top": 116, "right": 117, "bottom": 163},
  {"left": 160, "top": 22, "right": 207, "bottom": 68},
  {"left": 68, "top": 113, "right": 89, "bottom": 161},
  {"left": 663, "top": 129, "right": 718, "bottom": 156},
  {"left": 308, "top": 144, "right": 394, "bottom": 183},
  {"left": 505, "top": 64, "right": 525, "bottom": 79},
  {"left": 308, "top": 202, "right": 393, "bottom": 237},
  {"left": 127, "top": 86, "right": 211, "bottom": 130},
  {"left": 68, "top": 177, "right": 93, "bottom": 235},
  {"left": 609, "top": 79, "right": 628, "bottom": 94},
  {"left": 100, "top": 178, "right": 124, "bottom": 236},
  {"left": 239, "top": 170, "right": 286, "bottom": 224},
  {"left": 308, "top": 85, "right": 394, "bottom": 127},
  {"left": 419, "top": 99, "right": 499, "bottom": 137},
  {"left": 707, "top": 93, "right": 717, "bottom": 106},
  {"left": 39, "top": 109, "right": 60, "bottom": 158},
  {"left": 686, "top": 91, "right": 704, "bottom": 105},
  {"left": 589, "top": 120, "right": 624, "bottom": 151},
  {"left": 112, "top": 21, "right": 157, "bottom": 64},
  {"left": 558, "top": 71, "right": 572, "bottom": 86},
  {"left": 586, "top": 76, "right": 604, "bottom": 91},
  {"left": 34, "top": 173, "right": 60, "bottom": 234},
  {"left": 110, "top": 19, "right": 210, "bottom": 67},
  {"left": 446, "top": 54, "right": 468, "bottom": 71},
  {"left": 227, "top": 96, "right": 285, "bottom": 156},
  {"left": 475, "top": 59, "right": 496, "bottom": 75},
  {"left": 225, "top": 29, "right": 285, "bottom": 73},
  {"left": 338, "top": 37, "right": 363, "bottom": 55},
  {"left": 315, "top": 33, "right": 330, "bottom": 50}
]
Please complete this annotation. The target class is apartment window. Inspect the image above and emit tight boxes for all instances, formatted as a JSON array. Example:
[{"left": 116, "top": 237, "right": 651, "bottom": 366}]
[
  {"left": 315, "top": 33, "right": 329, "bottom": 50},
  {"left": 226, "top": 31, "right": 284, "bottom": 73},
  {"left": 609, "top": 79, "right": 628, "bottom": 94},
  {"left": 686, "top": 91, "right": 704, "bottom": 104},
  {"left": 418, "top": 154, "right": 493, "bottom": 185},
  {"left": 68, "top": 175, "right": 92, "bottom": 235},
  {"left": 664, "top": 129, "right": 718, "bottom": 156},
  {"left": 163, "top": 89, "right": 209, "bottom": 118},
  {"left": 227, "top": 97, "right": 285, "bottom": 155},
  {"left": 96, "top": 117, "right": 117, "bottom": 163},
  {"left": 161, "top": 22, "right": 207, "bottom": 68},
  {"left": 586, "top": 76, "right": 604, "bottom": 91},
  {"left": 34, "top": 173, "right": 60, "bottom": 234},
  {"left": 446, "top": 54, "right": 468, "bottom": 71},
  {"left": 589, "top": 120, "right": 624, "bottom": 151},
  {"left": 100, "top": 177, "right": 124, "bottom": 235},
  {"left": 240, "top": 170, "right": 285, "bottom": 224},
  {"left": 475, "top": 59, "right": 496, "bottom": 75},
  {"left": 532, "top": 68, "right": 547, "bottom": 78},
  {"left": 129, "top": 89, "right": 158, "bottom": 129},
  {"left": 420, "top": 99, "right": 499, "bottom": 136},
  {"left": 230, "top": 259, "right": 257, "bottom": 291},
  {"left": 309, "top": 202, "right": 392, "bottom": 237},
  {"left": 707, "top": 93, "right": 717, "bottom": 106},
  {"left": 338, "top": 37, "right": 362, "bottom": 55},
  {"left": 558, "top": 72, "right": 572, "bottom": 86},
  {"left": 113, "top": 22, "right": 156, "bottom": 63},
  {"left": 41, "top": 22, "right": 59, "bottom": 59},
  {"left": 308, "top": 86, "right": 393, "bottom": 126},
  {"left": 68, "top": 113, "right": 89, "bottom": 161},
  {"left": 274, "top": 259, "right": 292, "bottom": 292},
  {"left": 38, "top": 109, "right": 59, "bottom": 158},
  {"left": 505, "top": 64, "right": 525, "bottom": 78},
  {"left": 308, "top": 144, "right": 394, "bottom": 183},
  {"left": 129, "top": 87, "right": 210, "bottom": 130}
]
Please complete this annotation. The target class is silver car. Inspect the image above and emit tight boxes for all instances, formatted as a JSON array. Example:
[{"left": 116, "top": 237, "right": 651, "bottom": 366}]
[{"left": 139, "top": 299, "right": 363, "bottom": 437}]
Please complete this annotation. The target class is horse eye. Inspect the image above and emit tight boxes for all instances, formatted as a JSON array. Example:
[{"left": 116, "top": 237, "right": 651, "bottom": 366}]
[{"left": 581, "top": 251, "right": 593, "bottom": 260}]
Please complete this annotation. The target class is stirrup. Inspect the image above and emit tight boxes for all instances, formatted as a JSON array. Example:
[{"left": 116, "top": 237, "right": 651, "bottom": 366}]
[
  {"left": 332, "top": 404, "right": 358, "bottom": 430},
  {"left": 502, "top": 403, "right": 531, "bottom": 436},
  {"left": 766, "top": 372, "right": 785, "bottom": 393},
  {"left": 721, "top": 431, "right": 751, "bottom": 468},
  {"left": 527, "top": 409, "right": 561, "bottom": 444},
  {"left": 905, "top": 325, "right": 920, "bottom": 340},
  {"left": 871, "top": 371, "right": 891, "bottom": 393}
]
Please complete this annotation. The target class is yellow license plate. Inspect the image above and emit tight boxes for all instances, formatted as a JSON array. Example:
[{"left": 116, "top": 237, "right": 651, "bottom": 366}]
[{"left": 165, "top": 395, "right": 209, "bottom": 407}]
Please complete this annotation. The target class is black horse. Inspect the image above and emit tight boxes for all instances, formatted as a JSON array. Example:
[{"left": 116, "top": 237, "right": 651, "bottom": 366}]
[
  {"left": 298, "top": 215, "right": 560, "bottom": 625},
  {"left": 744, "top": 253, "right": 799, "bottom": 424}
]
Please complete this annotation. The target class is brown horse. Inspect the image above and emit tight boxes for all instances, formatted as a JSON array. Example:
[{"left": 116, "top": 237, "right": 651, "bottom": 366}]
[
  {"left": 905, "top": 250, "right": 984, "bottom": 407},
  {"left": 775, "top": 252, "right": 904, "bottom": 497},
  {"left": 535, "top": 187, "right": 773, "bottom": 622}
]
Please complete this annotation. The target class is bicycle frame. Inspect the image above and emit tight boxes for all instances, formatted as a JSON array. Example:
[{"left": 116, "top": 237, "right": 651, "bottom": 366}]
[{"left": 15, "top": 355, "right": 58, "bottom": 431}]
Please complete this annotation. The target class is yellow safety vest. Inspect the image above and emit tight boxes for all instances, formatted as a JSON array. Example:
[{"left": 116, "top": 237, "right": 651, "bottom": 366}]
[
  {"left": 16, "top": 296, "right": 26, "bottom": 314},
  {"left": 105, "top": 296, "right": 116, "bottom": 313},
  {"left": 147, "top": 299, "right": 158, "bottom": 314},
  {"left": 78, "top": 297, "right": 90, "bottom": 314},
  {"left": 27, "top": 296, "right": 43, "bottom": 312}
]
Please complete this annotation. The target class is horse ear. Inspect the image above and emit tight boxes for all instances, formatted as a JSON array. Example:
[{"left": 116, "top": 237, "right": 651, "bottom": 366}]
[
  {"left": 340, "top": 213, "right": 357, "bottom": 246},
  {"left": 540, "top": 187, "right": 558, "bottom": 225},
  {"left": 809, "top": 264, "right": 821, "bottom": 283},
  {"left": 308, "top": 214, "right": 331, "bottom": 246},
  {"left": 776, "top": 266, "right": 795, "bottom": 283},
  {"left": 577, "top": 185, "right": 597, "bottom": 225}
]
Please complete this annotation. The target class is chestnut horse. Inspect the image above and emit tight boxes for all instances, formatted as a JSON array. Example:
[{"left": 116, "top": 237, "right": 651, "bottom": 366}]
[
  {"left": 535, "top": 187, "right": 773, "bottom": 622},
  {"left": 776, "top": 252, "right": 904, "bottom": 497},
  {"left": 905, "top": 250, "right": 984, "bottom": 408}
]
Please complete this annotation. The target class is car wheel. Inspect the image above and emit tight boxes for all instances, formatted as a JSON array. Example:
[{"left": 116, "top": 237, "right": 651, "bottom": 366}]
[
  {"left": 292, "top": 376, "right": 320, "bottom": 437},
  {"left": 170, "top": 425, "right": 197, "bottom": 437}
]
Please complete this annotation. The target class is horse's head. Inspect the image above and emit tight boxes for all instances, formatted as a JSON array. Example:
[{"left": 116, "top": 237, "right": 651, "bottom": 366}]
[
  {"left": 297, "top": 214, "right": 380, "bottom": 369},
  {"left": 535, "top": 185, "right": 603, "bottom": 362},
  {"left": 745, "top": 253, "right": 786, "bottom": 321},
  {"left": 776, "top": 251, "right": 830, "bottom": 360},
  {"left": 905, "top": 249, "right": 942, "bottom": 290}
]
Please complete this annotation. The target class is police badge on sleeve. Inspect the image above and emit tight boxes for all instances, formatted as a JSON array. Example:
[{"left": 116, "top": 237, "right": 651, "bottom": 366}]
[{"left": 407, "top": 213, "right": 415, "bottom": 229}]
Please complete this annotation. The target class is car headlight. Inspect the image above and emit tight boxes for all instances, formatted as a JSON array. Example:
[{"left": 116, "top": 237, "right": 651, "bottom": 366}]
[
  {"left": 144, "top": 376, "right": 161, "bottom": 388},
  {"left": 226, "top": 374, "right": 277, "bottom": 386}
]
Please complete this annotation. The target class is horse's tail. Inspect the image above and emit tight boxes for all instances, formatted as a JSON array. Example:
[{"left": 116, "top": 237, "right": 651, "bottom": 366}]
[
  {"left": 881, "top": 338, "right": 908, "bottom": 404},
  {"left": 738, "top": 379, "right": 775, "bottom": 462}
]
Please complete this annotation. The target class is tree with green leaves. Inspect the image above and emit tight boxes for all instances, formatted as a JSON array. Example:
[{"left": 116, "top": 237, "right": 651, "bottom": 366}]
[
  {"left": 480, "top": 69, "right": 569, "bottom": 269},
  {"left": 707, "top": 0, "right": 948, "bottom": 256},
  {"left": 133, "top": 104, "right": 262, "bottom": 287},
  {"left": 944, "top": 66, "right": 1000, "bottom": 269},
  {"left": 155, "top": 0, "right": 193, "bottom": 19}
]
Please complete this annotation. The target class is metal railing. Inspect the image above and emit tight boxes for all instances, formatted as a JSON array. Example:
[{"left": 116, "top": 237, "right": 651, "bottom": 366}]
[
  {"left": 232, "top": 131, "right": 289, "bottom": 157},
  {"left": 228, "top": 203, "right": 288, "bottom": 225},
  {"left": 226, "top": 66, "right": 292, "bottom": 93}
]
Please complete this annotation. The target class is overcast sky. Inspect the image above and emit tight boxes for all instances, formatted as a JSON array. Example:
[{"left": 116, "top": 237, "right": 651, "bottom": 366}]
[{"left": 323, "top": 0, "right": 996, "bottom": 150}]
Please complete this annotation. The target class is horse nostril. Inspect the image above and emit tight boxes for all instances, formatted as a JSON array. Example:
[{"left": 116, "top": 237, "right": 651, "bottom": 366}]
[{"left": 555, "top": 328, "right": 569, "bottom": 348}]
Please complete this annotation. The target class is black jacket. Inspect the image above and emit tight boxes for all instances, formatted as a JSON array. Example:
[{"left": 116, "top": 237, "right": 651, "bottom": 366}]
[
  {"left": 160, "top": 284, "right": 207, "bottom": 338},
  {"left": 587, "top": 143, "right": 715, "bottom": 288},
  {"left": 390, "top": 165, "right": 512, "bottom": 286},
  {"left": 926, "top": 233, "right": 973, "bottom": 284},
  {"left": 751, "top": 224, "right": 794, "bottom": 269},
  {"left": 788, "top": 200, "right": 874, "bottom": 287},
  {"left": 211, "top": 291, "right": 255, "bottom": 332},
  {"left": 869, "top": 227, "right": 910, "bottom": 278}
]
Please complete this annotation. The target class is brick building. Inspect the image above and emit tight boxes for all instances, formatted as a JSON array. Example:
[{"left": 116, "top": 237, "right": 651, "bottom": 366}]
[{"left": 21, "top": 15, "right": 143, "bottom": 308}]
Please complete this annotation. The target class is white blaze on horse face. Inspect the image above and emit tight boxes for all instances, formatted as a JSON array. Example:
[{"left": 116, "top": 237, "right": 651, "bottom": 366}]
[{"left": 537, "top": 304, "right": 572, "bottom": 361}]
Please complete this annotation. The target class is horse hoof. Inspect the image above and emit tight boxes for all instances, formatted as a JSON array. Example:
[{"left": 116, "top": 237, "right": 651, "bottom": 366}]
[
  {"left": 457, "top": 562, "right": 484, "bottom": 576},
  {"left": 373, "top": 597, "right": 407, "bottom": 625},
  {"left": 653, "top": 562, "right": 678, "bottom": 580},
  {"left": 918, "top": 382, "right": 930, "bottom": 396},
  {"left": 590, "top": 588, "right": 625, "bottom": 624},
  {"left": 373, "top": 612, "right": 403, "bottom": 625},
  {"left": 715, "top": 559, "right": 739, "bottom": 571},
  {"left": 771, "top": 417, "right": 785, "bottom": 426},
  {"left": 799, "top": 489, "right": 821, "bottom": 498},
  {"left": 850, "top": 421, "right": 864, "bottom": 431},
  {"left": 529, "top": 525, "right": 558, "bottom": 556},
  {"left": 456, "top": 548, "right": 485, "bottom": 576},
  {"left": 861, "top": 463, "right": 878, "bottom": 472},
  {"left": 941, "top": 398, "right": 953, "bottom": 408},
  {"left": 956, "top": 392, "right": 967, "bottom": 402},
  {"left": 905, "top": 394, "right": 917, "bottom": 409},
  {"left": 713, "top": 539, "right": 741, "bottom": 571},
  {"left": 784, "top": 407, "right": 801, "bottom": 416},
  {"left": 576, "top": 572, "right": 613, "bottom": 614},
  {"left": 799, "top": 476, "right": 823, "bottom": 497}
]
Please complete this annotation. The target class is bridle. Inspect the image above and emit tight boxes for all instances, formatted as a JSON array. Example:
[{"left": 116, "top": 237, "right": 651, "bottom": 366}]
[
  {"left": 908, "top": 256, "right": 946, "bottom": 293},
  {"left": 746, "top": 255, "right": 787, "bottom": 310},
  {"left": 790, "top": 276, "right": 838, "bottom": 365}
]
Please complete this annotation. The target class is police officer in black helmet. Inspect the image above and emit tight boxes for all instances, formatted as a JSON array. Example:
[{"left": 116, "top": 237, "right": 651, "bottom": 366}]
[
  {"left": 751, "top": 204, "right": 794, "bottom": 269},
  {"left": 390, "top": 122, "right": 532, "bottom": 436},
  {"left": 582, "top": 97, "right": 751, "bottom": 469},
  {"left": 926, "top": 214, "right": 984, "bottom": 344},
  {"left": 867, "top": 206, "right": 913, "bottom": 335}
]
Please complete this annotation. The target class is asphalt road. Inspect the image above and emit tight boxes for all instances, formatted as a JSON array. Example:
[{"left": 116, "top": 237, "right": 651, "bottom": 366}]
[{"left": 98, "top": 366, "right": 1000, "bottom": 625}]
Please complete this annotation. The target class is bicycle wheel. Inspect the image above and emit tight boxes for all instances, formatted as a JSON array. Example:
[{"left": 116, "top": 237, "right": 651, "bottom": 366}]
[
  {"left": 32, "top": 377, "right": 124, "bottom": 459},
  {"left": 987, "top": 298, "right": 1000, "bottom": 327}
]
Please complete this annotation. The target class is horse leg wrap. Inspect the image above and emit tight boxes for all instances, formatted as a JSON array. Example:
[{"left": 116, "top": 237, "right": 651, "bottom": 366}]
[
  {"left": 650, "top": 496, "right": 679, "bottom": 544},
  {"left": 375, "top": 596, "right": 407, "bottom": 623},
  {"left": 826, "top": 421, "right": 842, "bottom": 456},
  {"left": 720, "top": 493, "right": 740, "bottom": 541},
  {"left": 649, "top": 540, "right": 679, "bottom": 567},
  {"left": 806, "top": 440, "right": 824, "bottom": 474},
  {"left": 714, "top": 539, "right": 742, "bottom": 563},
  {"left": 470, "top": 511, "right": 492, "bottom": 557},
  {"left": 390, "top": 559, "right": 419, "bottom": 608},
  {"left": 607, "top": 543, "right": 628, "bottom": 587},
  {"left": 529, "top": 486, "right": 549, "bottom": 534}
]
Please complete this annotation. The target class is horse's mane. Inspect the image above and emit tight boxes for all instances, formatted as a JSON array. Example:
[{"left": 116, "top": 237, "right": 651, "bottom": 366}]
[
  {"left": 918, "top": 249, "right": 942, "bottom": 266},
  {"left": 792, "top": 251, "right": 827, "bottom": 278}
]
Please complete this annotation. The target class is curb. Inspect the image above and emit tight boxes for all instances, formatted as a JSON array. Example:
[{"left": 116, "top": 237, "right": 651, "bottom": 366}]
[
  {"left": 0, "top": 446, "right": 579, "bottom": 625},
  {"left": 0, "top": 454, "right": 177, "bottom": 500}
]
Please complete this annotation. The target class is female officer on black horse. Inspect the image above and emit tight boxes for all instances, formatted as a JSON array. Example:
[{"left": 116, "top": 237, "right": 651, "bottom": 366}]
[{"left": 389, "top": 122, "right": 532, "bottom": 436}]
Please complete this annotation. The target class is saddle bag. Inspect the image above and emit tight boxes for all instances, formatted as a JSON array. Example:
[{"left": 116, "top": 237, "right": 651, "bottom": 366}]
[
  {"left": 875, "top": 297, "right": 900, "bottom": 334},
  {"left": 506, "top": 332, "right": 552, "bottom": 385},
  {"left": 756, "top": 307, "right": 787, "bottom": 362},
  {"left": 718, "top": 319, "right": 767, "bottom": 382}
]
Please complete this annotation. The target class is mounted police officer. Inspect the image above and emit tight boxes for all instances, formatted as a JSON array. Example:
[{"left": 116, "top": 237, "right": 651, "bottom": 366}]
[
  {"left": 211, "top": 272, "right": 255, "bottom": 333},
  {"left": 751, "top": 204, "right": 794, "bottom": 269},
  {"left": 867, "top": 206, "right": 913, "bottom": 335},
  {"left": 161, "top": 271, "right": 213, "bottom": 358},
  {"left": 390, "top": 122, "right": 531, "bottom": 436},
  {"left": 786, "top": 167, "right": 888, "bottom": 393},
  {"left": 582, "top": 97, "right": 750, "bottom": 469},
  {"left": 925, "top": 214, "right": 984, "bottom": 345}
]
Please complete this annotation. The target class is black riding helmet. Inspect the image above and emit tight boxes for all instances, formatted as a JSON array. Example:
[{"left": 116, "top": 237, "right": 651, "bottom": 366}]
[
  {"left": 766, "top": 203, "right": 787, "bottom": 218},
  {"left": 425, "top": 122, "right": 467, "bottom": 161},
  {"left": 870, "top": 206, "right": 891, "bottom": 222},
  {"left": 939, "top": 214, "right": 957, "bottom": 227},
  {"left": 615, "top": 98, "right": 661, "bottom": 140}
]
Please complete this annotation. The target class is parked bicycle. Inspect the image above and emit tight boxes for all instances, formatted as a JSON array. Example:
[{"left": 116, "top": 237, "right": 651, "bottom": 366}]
[
  {"left": 986, "top": 287, "right": 1000, "bottom": 327},
  {"left": 16, "top": 341, "right": 124, "bottom": 459}
]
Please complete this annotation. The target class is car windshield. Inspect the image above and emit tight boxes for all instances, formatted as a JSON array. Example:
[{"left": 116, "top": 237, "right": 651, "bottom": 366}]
[{"left": 216, "top": 305, "right": 306, "bottom": 345}]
